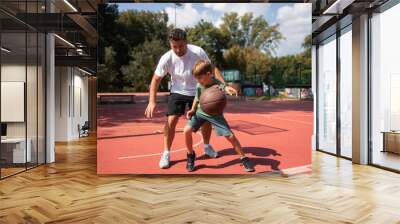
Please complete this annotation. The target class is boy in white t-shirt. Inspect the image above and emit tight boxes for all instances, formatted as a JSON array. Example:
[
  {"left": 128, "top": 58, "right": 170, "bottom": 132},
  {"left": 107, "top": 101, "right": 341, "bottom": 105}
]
[{"left": 144, "top": 29, "right": 237, "bottom": 169}]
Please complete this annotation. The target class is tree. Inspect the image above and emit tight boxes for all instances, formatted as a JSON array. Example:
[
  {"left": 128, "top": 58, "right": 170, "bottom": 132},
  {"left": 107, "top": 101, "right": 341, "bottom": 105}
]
[
  {"left": 115, "top": 10, "right": 169, "bottom": 69},
  {"left": 268, "top": 54, "right": 310, "bottom": 88},
  {"left": 300, "top": 34, "right": 312, "bottom": 86},
  {"left": 220, "top": 12, "right": 284, "bottom": 55},
  {"left": 267, "top": 34, "right": 312, "bottom": 88},
  {"left": 186, "top": 20, "right": 229, "bottom": 68},
  {"left": 223, "top": 46, "right": 271, "bottom": 83},
  {"left": 220, "top": 12, "right": 242, "bottom": 47},
  {"left": 302, "top": 34, "right": 312, "bottom": 52},
  {"left": 120, "top": 39, "right": 168, "bottom": 92},
  {"left": 98, "top": 8, "right": 171, "bottom": 92},
  {"left": 223, "top": 45, "right": 246, "bottom": 72},
  {"left": 98, "top": 4, "right": 119, "bottom": 64},
  {"left": 98, "top": 47, "right": 119, "bottom": 92},
  {"left": 243, "top": 47, "right": 271, "bottom": 83}
]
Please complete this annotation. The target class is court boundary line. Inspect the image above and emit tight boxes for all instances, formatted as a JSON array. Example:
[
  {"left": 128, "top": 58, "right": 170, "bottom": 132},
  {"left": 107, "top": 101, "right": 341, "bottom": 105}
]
[
  {"left": 229, "top": 113, "right": 313, "bottom": 126},
  {"left": 271, "top": 117, "right": 313, "bottom": 125},
  {"left": 118, "top": 128, "right": 203, "bottom": 160}
]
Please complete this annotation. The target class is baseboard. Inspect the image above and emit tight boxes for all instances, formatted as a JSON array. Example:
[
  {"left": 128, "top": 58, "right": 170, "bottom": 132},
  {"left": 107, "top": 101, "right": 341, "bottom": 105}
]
[{"left": 280, "top": 165, "right": 312, "bottom": 177}]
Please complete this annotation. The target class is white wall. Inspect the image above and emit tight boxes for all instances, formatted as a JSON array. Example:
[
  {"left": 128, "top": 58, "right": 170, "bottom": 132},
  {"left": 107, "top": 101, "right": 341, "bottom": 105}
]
[
  {"left": 74, "top": 71, "right": 89, "bottom": 134},
  {"left": 55, "top": 66, "right": 70, "bottom": 141},
  {"left": 1, "top": 63, "right": 46, "bottom": 164},
  {"left": 1, "top": 82, "right": 25, "bottom": 122},
  {"left": 1, "top": 65, "right": 26, "bottom": 127},
  {"left": 1, "top": 65, "right": 28, "bottom": 138},
  {"left": 1, "top": 64, "right": 26, "bottom": 81},
  {"left": 55, "top": 66, "right": 89, "bottom": 141}
]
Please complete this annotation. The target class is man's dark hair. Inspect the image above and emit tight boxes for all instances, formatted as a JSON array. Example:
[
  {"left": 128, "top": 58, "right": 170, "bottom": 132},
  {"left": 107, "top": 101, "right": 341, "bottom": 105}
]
[{"left": 169, "top": 28, "right": 187, "bottom": 41}]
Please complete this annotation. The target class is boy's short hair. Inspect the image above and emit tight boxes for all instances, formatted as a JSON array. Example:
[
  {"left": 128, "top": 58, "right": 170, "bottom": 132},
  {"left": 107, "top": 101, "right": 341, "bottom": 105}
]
[
  {"left": 169, "top": 28, "right": 187, "bottom": 41},
  {"left": 192, "top": 59, "right": 212, "bottom": 78}
]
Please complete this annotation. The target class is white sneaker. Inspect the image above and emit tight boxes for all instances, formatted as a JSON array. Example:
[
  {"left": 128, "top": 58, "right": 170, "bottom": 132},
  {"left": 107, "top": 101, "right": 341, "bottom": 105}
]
[
  {"left": 159, "top": 151, "right": 170, "bottom": 169},
  {"left": 204, "top": 145, "right": 218, "bottom": 158}
]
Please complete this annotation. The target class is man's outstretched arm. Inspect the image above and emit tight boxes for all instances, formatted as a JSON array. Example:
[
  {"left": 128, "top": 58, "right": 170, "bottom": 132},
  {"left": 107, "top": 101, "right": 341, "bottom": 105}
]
[{"left": 145, "top": 74, "right": 163, "bottom": 118}]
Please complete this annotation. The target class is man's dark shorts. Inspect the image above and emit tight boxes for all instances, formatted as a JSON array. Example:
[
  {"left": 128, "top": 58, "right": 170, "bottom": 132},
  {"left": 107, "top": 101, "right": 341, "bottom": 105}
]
[{"left": 167, "top": 93, "right": 194, "bottom": 116}]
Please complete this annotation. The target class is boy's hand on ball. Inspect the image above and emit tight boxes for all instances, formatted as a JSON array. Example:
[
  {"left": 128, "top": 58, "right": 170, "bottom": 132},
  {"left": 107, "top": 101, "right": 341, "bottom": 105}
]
[
  {"left": 225, "top": 86, "right": 238, "bottom": 96},
  {"left": 186, "top": 109, "right": 195, "bottom": 119}
]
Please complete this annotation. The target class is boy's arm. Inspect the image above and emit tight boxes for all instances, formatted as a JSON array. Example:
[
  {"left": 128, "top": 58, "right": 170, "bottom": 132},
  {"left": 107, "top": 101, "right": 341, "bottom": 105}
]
[
  {"left": 213, "top": 66, "right": 225, "bottom": 85},
  {"left": 190, "top": 99, "right": 199, "bottom": 111},
  {"left": 213, "top": 75, "right": 238, "bottom": 96},
  {"left": 187, "top": 98, "right": 199, "bottom": 119},
  {"left": 191, "top": 85, "right": 201, "bottom": 111}
]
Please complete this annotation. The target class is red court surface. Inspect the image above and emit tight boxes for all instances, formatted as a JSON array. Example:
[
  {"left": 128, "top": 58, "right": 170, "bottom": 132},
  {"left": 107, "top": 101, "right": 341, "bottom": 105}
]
[{"left": 97, "top": 94, "right": 313, "bottom": 174}]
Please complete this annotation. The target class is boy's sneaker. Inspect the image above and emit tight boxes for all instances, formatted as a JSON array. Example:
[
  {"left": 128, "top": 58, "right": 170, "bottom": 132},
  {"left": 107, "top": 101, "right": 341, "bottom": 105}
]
[
  {"left": 186, "top": 152, "right": 196, "bottom": 172},
  {"left": 204, "top": 145, "right": 218, "bottom": 158},
  {"left": 159, "top": 151, "right": 170, "bottom": 169},
  {"left": 240, "top": 157, "right": 255, "bottom": 172}
]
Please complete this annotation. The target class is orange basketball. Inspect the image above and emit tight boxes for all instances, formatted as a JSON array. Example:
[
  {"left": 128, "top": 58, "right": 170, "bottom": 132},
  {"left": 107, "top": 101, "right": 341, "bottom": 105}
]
[{"left": 199, "top": 85, "right": 227, "bottom": 115}]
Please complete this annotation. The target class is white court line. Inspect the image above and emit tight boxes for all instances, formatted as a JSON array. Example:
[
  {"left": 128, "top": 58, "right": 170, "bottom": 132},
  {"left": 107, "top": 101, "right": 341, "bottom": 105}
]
[
  {"left": 99, "top": 125, "right": 164, "bottom": 130},
  {"left": 118, "top": 129, "right": 203, "bottom": 160},
  {"left": 266, "top": 116, "right": 312, "bottom": 125},
  {"left": 285, "top": 114, "right": 313, "bottom": 117},
  {"left": 230, "top": 113, "right": 312, "bottom": 126}
]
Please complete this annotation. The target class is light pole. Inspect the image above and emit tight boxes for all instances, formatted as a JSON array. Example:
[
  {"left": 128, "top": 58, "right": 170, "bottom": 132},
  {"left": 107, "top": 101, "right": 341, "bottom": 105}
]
[{"left": 174, "top": 3, "right": 183, "bottom": 28}]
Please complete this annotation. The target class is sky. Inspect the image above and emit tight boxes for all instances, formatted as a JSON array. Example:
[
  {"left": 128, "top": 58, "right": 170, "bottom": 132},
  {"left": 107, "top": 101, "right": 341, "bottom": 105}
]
[{"left": 116, "top": 3, "right": 311, "bottom": 57}]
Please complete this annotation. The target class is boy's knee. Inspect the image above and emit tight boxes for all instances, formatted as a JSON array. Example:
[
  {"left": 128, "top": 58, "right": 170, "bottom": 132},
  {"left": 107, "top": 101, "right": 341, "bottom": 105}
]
[
  {"left": 183, "top": 125, "right": 193, "bottom": 134},
  {"left": 225, "top": 133, "right": 235, "bottom": 140},
  {"left": 202, "top": 122, "right": 211, "bottom": 129}
]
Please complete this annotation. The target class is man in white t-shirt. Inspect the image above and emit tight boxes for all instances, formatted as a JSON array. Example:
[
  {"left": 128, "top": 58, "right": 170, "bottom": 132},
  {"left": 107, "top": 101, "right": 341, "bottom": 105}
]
[{"left": 144, "top": 28, "right": 233, "bottom": 169}]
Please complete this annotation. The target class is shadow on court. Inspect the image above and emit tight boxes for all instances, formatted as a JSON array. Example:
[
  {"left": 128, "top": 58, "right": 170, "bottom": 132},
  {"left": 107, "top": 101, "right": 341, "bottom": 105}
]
[{"left": 169, "top": 146, "right": 282, "bottom": 171}]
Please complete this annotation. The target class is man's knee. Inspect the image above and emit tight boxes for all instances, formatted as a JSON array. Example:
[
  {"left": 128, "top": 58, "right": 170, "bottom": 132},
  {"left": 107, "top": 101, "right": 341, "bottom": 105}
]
[{"left": 166, "top": 116, "right": 179, "bottom": 129}]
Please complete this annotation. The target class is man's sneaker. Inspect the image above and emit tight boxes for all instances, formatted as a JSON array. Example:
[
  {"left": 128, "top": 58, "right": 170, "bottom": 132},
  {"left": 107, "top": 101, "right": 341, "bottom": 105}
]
[
  {"left": 204, "top": 145, "right": 218, "bottom": 158},
  {"left": 159, "top": 151, "right": 170, "bottom": 169},
  {"left": 186, "top": 152, "right": 196, "bottom": 172},
  {"left": 240, "top": 157, "right": 255, "bottom": 172}
]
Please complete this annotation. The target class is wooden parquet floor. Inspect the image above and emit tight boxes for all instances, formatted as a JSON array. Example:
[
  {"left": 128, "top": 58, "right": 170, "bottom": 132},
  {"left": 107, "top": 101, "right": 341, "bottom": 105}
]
[{"left": 1, "top": 135, "right": 400, "bottom": 224}]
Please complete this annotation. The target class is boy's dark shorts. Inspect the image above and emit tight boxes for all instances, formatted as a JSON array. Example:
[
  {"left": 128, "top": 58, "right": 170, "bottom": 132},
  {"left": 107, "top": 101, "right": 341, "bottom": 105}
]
[
  {"left": 187, "top": 112, "right": 233, "bottom": 137},
  {"left": 167, "top": 93, "right": 194, "bottom": 116}
]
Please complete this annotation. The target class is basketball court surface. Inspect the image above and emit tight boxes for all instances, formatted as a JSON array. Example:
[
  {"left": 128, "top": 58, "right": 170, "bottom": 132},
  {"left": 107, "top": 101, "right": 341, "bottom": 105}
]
[{"left": 97, "top": 94, "right": 313, "bottom": 174}]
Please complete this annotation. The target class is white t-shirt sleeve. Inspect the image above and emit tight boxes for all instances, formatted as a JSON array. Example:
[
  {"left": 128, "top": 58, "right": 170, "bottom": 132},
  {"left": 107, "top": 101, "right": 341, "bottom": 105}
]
[
  {"left": 154, "top": 53, "right": 169, "bottom": 77},
  {"left": 198, "top": 47, "right": 210, "bottom": 62}
]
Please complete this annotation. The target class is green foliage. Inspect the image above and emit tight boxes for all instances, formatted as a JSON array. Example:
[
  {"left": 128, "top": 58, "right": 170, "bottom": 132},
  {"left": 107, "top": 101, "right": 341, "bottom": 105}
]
[
  {"left": 98, "top": 4, "right": 119, "bottom": 65},
  {"left": 97, "top": 47, "right": 119, "bottom": 92},
  {"left": 114, "top": 10, "right": 169, "bottom": 69},
  {"left": 120, "top": 39, "right": 168, "bottom": 92},
  {"left": 302, "top": 34, "right": 312, "bottom": 52},
  {"left": 186, "top": 20, "right": 229, "bottom": 68},
  {"left": 223, "top": 46, "right": 271, "bottom": 83},
  {"left": 268, "top": 53, "right": 311, "bottom": 88},
  {"left": 98, "top": 6, "right": 170, "bottom": 92},
  {"left": 220, "top": 12, "right": 284, "bottom": 55},
  {"left": 98, "top": 5, "right": 310, "bottom": 92}
]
